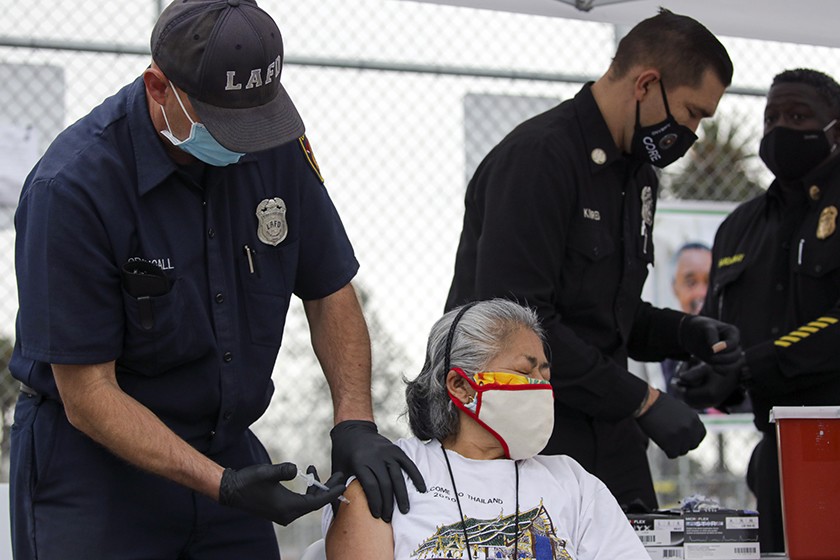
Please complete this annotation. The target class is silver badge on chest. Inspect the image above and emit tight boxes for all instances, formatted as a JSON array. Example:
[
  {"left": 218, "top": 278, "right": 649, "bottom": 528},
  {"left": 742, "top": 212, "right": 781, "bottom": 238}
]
[
  {"left": 640, "top": 186, "right": 653, "bottom": 230},
  {"left": 256, "top": 197, "right": 288, "bottom": 246},
  {"left": 640, "top": 186, "right": 653, "bottom": 255}
]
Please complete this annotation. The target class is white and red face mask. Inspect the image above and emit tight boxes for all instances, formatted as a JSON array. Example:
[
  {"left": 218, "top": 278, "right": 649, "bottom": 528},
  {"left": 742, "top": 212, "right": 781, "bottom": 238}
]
[{"left": 449, "top": 368, "right": 554, "bottom": 460}]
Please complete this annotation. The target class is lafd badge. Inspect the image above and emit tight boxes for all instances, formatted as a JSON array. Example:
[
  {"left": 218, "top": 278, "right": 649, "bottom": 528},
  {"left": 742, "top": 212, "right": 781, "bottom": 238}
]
[{"left": 256, "top": 197, "right": 288, "bottom": 246}]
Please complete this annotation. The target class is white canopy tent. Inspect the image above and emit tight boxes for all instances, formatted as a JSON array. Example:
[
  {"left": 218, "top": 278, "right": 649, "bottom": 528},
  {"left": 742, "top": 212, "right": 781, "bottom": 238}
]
[{"left": 404, "top": 0, "right": 840, "bottom": 49}]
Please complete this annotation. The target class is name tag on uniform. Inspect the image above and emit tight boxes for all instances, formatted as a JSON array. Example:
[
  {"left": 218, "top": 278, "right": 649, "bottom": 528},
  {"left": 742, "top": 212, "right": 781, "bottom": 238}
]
[{"left": 583, "top": 208, "right": 601, "bottom": 221}]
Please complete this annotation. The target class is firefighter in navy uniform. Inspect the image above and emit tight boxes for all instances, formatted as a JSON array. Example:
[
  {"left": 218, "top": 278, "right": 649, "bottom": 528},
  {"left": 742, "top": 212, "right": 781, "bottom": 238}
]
[
  {"left": 676, "top": 68, "right": 840, "bottom": 552},
  {"left": 446, "top": 9, "right": 743, "bottom": 510},
  {"left": 9, "top": 1, "right": 423, "bottom": 558}
]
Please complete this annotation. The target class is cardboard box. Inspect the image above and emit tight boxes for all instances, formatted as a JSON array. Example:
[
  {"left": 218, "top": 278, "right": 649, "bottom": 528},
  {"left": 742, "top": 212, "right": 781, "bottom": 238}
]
[
  {"left": 627, "top": 512, "right": 685, "bottom": 547},
  {"left": 683, "top": 543, "right": 760, "bottom": 560},
  {"left": 645, "top": 546, "right": 684, "bottom": 559},
  {"left": 683, "top": 510, "right": 759, "bottom": 559}
]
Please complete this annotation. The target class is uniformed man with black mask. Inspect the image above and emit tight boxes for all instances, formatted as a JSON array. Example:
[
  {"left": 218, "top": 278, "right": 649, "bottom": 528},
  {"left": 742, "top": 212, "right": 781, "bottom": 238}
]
[
  {"left": 446, "top": 9, "right": 743, "bottom": 511},
  {"left": 675, "top": 68, "right": 840, "bottom": 552}
]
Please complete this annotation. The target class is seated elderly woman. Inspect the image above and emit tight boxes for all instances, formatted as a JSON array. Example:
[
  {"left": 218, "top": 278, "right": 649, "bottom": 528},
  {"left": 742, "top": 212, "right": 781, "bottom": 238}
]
[{"left": 324, "top": 299, "right": 646, "bottom": 560}]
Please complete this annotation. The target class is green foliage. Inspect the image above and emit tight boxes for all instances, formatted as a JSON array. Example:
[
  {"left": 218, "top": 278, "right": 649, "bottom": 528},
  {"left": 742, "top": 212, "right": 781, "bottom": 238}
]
[
  {"left": 663, "top": 120, "right": 765, "bottom": 202},
  {"left": 257, "top": 284, "right": 412, "bottom": 471},
  {"left": 1, "top": 337, "right": 14, "bottom": 409},
  {"left": 1, "top": 336, "right": 15, "bottom": 480}
]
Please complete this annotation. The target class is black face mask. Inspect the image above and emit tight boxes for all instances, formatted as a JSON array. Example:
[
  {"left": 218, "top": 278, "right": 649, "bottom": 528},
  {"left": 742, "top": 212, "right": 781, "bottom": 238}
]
[
  {"left": 631, "top": 80, "right": 698, "bottom": 168},
  {"left": 759, "top": 120, "right": 837, "bottom": 181}
]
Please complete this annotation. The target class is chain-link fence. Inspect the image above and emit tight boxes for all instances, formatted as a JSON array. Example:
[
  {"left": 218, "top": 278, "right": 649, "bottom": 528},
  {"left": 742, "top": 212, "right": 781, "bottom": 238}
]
[{"left": 3, "top": 0, "right": 840, "bottom": 556}]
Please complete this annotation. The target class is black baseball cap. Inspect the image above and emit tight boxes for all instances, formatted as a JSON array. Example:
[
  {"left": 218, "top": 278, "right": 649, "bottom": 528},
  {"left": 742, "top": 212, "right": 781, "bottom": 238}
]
[{"left": 151, "top": 0, "right": 304, "bottom": 152}]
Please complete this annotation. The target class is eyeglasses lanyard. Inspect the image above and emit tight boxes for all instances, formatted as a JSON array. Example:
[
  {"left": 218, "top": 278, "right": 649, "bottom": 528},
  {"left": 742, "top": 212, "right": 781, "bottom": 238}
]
[{"left": 441, "top": 444, "right": 520, "bottom": 560}]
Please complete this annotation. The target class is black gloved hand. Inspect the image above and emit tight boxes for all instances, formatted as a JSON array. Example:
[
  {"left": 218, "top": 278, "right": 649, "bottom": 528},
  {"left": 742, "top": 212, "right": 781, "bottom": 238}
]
[
  {"left": 672, "top": 359, "right": 744, "bottom": 410},
  {"left": 636, "top": 391, "right": 707, "bottom": 459},
  {"left": 679, "top": 315, "right": 742, "bottom": 374},
  {"left": 219, "top": 463, "right": 345, "bottom": 526},
  {"left": 330, "top": 420, "right": 426, "bottom": 522}
]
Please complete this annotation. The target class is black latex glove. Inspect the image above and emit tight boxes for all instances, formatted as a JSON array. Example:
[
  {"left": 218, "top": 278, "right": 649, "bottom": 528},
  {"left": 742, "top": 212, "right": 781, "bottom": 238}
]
[
  {"left": 679, "top": 315, "right": 742, "bottom": 374},
  {"left": 672, "top": 359, "right": 744, "bottom": 410},
  {"left": 219, "top": 462, "right": 345, "bottom": 526},
  {"left": 330, "top": 420, "right": 426, "bottom": 522},
  {"left": 636, "top": 391, "right": 707, "bottom": 459}
]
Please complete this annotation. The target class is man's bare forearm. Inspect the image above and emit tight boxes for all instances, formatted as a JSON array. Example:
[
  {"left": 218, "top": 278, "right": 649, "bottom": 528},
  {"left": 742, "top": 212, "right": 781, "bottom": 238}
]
[
  {"left": 304, "top": 282, "right": 373, "bottom": 424},
  {"left": 53, "top": 361, "right": 225, "bottom": 499}
]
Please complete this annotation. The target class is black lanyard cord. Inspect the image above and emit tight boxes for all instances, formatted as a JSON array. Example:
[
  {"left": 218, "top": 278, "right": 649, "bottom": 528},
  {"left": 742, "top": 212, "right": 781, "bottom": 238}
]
[
  {"left": 441, "top": 445, "right": 472, "bottom": 560},
  {"left": 514, "top": 459, "right": 520, "bottom": 557},
  {"left": 441, "top": 444, "right": 520, "bottom": 559}
]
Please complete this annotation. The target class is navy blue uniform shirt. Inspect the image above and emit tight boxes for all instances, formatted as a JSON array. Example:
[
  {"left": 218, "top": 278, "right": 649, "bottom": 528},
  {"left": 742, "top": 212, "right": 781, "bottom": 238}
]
[{"left": 11, "top": 77, "right": 359, "bottom": 454}]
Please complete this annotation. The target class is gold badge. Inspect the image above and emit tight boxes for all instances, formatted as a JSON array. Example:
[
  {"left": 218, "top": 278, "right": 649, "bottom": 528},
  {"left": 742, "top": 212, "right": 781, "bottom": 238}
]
[{"left": 817, "top": 206, "right": 837, "bottom": 240}]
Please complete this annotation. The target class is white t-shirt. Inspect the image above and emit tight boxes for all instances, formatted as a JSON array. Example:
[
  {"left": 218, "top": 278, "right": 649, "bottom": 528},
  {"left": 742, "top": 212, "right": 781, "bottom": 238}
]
[{"left": 323, "top": 438, "right": 648, "bottom": 560}]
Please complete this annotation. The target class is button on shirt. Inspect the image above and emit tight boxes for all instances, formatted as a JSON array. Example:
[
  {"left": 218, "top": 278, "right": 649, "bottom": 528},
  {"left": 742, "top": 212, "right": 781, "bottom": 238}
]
[
  {"left": 446, "top": 83, "right": 686, "bottom": 422},
  {"left": 11, "top": 77, "right": 359, "bottom": 454}
]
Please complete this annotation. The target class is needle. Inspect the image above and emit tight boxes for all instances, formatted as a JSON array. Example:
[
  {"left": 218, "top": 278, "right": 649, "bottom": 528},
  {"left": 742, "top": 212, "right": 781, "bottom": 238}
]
[{"left": 297, "top": 470, "right": 350, "bottom": 504}]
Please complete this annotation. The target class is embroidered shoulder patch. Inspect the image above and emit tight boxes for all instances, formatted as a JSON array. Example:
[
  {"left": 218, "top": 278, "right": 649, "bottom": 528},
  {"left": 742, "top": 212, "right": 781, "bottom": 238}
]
[{"left": 299, "top": 134, "right": 324, "bottom": 183}]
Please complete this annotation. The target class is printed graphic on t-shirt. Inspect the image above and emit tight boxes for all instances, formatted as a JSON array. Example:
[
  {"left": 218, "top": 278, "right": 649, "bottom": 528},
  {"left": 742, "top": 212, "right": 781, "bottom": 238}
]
[{"left": 411, "top": 501, "right": 574, "bottom": 560}]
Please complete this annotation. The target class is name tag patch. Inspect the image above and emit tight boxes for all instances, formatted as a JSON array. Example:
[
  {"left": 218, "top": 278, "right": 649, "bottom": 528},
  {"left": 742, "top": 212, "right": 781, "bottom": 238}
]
[{"left": 718, "top": 253, "right": 744, "bottom": 268}]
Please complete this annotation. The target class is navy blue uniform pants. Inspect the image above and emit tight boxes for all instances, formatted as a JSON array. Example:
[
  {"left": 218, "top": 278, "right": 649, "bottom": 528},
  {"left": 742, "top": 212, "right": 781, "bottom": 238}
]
[
  {"left": 747, "top": 430, "right": 784, "bottom": 552},
  {"left": 10, "top": 393, "right": 281, "bottom": 560}
]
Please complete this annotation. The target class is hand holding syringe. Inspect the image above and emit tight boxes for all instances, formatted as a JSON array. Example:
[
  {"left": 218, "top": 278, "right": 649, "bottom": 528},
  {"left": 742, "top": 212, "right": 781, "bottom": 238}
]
[{"left": 297, "top": 469, "right": 350, "bottom": 504}]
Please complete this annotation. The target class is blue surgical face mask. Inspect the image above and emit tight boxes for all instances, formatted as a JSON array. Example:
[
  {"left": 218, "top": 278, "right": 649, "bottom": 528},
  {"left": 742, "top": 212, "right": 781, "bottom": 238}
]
[{"left": 159, "top": 85, "right": 245, "bottom": 167}]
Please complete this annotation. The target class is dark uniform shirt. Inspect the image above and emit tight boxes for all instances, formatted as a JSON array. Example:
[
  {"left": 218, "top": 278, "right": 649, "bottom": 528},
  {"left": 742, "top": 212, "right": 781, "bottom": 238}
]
[
  {"left": 446, "top": 83, "right": 686, "bottom": 498},
  {"left": 701, "top": 152, "right": 840, "bottom": 552},
  {"left": 11, "top": 77, "right": 359, "bottom": 455},
  {"left": 703, "top": 157, "right": 840, "bottom": 432}
]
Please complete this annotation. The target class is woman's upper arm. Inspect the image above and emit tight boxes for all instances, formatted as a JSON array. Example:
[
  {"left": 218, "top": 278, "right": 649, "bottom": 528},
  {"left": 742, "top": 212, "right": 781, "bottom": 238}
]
[{"left": 325, "top": 480, "right": 394, "bottom": 560}]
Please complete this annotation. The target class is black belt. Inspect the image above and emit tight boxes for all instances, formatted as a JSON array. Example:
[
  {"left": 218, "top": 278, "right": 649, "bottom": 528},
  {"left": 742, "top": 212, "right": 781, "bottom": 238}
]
[{"left": 20, "top": 383, "right": 40, "bottom": 397}]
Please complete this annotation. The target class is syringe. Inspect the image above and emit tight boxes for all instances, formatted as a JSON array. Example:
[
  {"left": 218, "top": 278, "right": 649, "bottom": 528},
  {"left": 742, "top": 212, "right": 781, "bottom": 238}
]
[{"left": 297, "top": 470, "right": 351, "bottom": 504}]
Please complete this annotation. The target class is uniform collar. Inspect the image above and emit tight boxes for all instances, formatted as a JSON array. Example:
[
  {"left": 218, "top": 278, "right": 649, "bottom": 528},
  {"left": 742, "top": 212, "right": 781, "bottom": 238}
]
[
  {"left": 126, "top": 77, "right": 258, "bottom": 196},
  {"left": 767, "top": 154, "right": 840, "bottom": 208},
  {"left": 573, "top": 82, "right": 625, "bottom": 175},
  {"left": 126, "top": 77, "right": 179, "bottom": 197}
]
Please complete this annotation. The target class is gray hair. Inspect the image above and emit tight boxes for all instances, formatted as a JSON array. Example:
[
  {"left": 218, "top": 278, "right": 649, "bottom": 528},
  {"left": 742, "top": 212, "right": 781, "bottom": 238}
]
[{"left": 405, "top": 298, "right": 545, "bottom": 441}]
